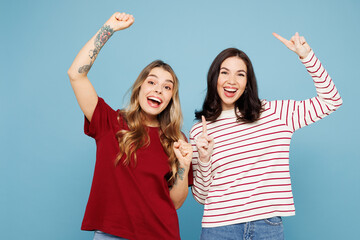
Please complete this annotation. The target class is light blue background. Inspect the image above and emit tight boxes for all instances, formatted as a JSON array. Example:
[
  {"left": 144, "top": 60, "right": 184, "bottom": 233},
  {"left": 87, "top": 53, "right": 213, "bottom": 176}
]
[{"left": 1, "top": 0, "right": 359, "bottom": 239}]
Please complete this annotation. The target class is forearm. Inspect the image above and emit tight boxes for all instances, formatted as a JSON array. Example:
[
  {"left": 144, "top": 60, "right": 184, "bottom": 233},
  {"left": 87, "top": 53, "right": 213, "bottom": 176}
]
[
  {"left": 301, "top": 51, "right": 343, "bottom": 109},
  {"left": 189, "top": 134, "right": 213, "bottom": 204},
  {"left": 169, "top": 166, "right": 189, "bottom": 209},
  {"left": 192, "top": 159, "right": 212, "bottom": 204},
  {"left": 68, "top": 23, "right": 114, "bottom": 79},
  {"left": 279, "top": 51, "right": 343, "bottom": 131}
]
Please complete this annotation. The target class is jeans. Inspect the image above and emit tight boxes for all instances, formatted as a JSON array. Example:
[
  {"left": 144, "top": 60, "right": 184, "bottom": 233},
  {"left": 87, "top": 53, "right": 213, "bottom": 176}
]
[
  {"left": 93, "top": 231, "right": 128, "bottom": 240},
  {"left": 200, "top": 217, "right": 284, "bottom": 240}
]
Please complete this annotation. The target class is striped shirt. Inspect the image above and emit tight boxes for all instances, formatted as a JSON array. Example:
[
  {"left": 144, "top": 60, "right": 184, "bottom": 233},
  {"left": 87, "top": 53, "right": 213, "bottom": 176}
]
[{"left": 189, "top": 51, "right": 343, "bottom": 228}]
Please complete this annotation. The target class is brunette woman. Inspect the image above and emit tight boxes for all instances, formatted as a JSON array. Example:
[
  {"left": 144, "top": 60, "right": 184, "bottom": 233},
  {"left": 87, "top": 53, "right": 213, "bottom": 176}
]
[
  {"left": 190, "top": 32, "right": 342, "bottom": 239},
  {"left": 68, "top": 12, "right": 192, "bottom": 240}
]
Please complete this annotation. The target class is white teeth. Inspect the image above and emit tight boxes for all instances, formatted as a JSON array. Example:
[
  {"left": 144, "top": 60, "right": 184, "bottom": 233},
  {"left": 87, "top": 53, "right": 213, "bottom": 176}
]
[
  {"left": 224, "top": 88, "right": 237, "bottom": 93},
  {"left": 148, "top": 97, "right": 162, "bottom": 103}
]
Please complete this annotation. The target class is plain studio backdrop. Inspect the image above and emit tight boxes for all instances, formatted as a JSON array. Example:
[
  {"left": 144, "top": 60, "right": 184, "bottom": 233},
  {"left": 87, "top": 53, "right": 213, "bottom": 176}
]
[{"left": 1, "top": 0, "right": 359, "bottom": 239}]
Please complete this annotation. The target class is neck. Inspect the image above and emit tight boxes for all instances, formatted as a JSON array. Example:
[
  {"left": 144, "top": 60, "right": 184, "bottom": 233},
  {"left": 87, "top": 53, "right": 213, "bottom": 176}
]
[
  {"left": 222, "top": 104, "right": 235, "bottom": 111},
  {"left": 145, "top": 120, "right": 160, "bottom": 127},
  {"left": 142, "top": 113, "right": 159, "bottom": 127}
]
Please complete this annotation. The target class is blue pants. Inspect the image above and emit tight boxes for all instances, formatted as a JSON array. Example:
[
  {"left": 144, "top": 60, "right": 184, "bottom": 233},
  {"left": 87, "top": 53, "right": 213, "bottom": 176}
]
[
  {"left": 200, "top": 217, "right": 284, "bottom": 240},
  {"left": 93, "top": 231, "right": 128, "bottom": 240}
]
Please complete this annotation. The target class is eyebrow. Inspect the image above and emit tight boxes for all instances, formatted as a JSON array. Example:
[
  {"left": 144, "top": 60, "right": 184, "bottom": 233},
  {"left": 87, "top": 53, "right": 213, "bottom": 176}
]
[
  {"left": 147, "top": 74, "right": 174, "bottom": 84},
  {"left": 220, "top": 67, "right": 247, "bottom": 73}
]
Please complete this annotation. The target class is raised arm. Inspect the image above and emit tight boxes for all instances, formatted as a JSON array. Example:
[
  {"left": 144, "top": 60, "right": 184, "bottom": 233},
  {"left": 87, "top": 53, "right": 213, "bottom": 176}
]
[
  {"left": 190, "top": 116, "right": 215, "bottom": 204},
  {"left": 67, "top": 12, "right": 134, "bottom": 121},
  {"left": 272, "top": 32, "right": 343, "bottom": 131}
]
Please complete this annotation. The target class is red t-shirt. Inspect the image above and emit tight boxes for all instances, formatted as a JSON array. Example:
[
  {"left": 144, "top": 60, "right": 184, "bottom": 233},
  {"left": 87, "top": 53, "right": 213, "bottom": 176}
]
[{"left": 81, "top": 97, "right": 193, "bottom": 240}]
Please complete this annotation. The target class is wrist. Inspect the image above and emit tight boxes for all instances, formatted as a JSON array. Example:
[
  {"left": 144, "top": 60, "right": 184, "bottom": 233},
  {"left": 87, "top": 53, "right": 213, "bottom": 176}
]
[
  {"left": 199, "top": 156, "right": 211, "bottom": 164},
  {"left": 178, "top": 163, "right": 190, "bottom": 172},
  {"left": 299, "top": 49, "right": 311, "bottom": 59}
]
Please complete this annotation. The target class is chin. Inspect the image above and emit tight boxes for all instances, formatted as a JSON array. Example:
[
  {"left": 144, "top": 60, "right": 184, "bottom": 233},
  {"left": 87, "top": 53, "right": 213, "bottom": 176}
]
[{"left": 144, "top": 108, "right": 162, "bottom": 117}]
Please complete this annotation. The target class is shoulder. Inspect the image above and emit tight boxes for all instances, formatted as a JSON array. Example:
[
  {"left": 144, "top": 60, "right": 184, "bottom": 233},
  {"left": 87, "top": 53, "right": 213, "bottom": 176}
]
[
  {"left": 97, "top": 97, "right": 117, "bottom": 114},
  {"left": 97, "top": 97, "right": 129, "bottom": 130},
  {"left": 261, "top": 99, "right": 283, "bottom": 110},
  {"left": 260, "top": 99, "right": 296, "bottom": 117},
  {"left": 189, "top": 120, "right": 202, "bottom": 138}
]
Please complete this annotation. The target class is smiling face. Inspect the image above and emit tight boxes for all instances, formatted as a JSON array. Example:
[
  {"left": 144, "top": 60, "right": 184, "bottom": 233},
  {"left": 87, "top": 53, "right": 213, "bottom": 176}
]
[
  {"left": 138, "top": 67, "right": 174, "bottom": 125},
  {"left": 216, "top": 56, "right": 247, "bottom": 110}
]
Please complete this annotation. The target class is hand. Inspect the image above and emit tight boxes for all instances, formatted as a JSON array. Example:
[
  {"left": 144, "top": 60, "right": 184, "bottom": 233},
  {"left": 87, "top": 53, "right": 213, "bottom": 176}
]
[
  {"left": 273, "top": 32, "right": 311, "bottom": 59},
  {"left": 173, "top": 139, "right": 192, "bottom": 169},
  {"left": 195, "top": 116, "right": 214, "bottom": 163},
  {"left": 106, "top": 12, "right": 134, "bottom": 32}
]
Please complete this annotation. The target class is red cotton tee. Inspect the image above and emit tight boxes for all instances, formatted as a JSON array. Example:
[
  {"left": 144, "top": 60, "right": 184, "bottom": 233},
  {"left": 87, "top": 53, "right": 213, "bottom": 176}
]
[{"left": 81, "top": 97, "right": 193, "bottom": 240}]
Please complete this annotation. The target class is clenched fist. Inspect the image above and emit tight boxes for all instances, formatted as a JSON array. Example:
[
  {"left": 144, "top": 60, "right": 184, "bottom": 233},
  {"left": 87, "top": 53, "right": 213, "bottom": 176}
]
[
  {"left": 173, "top": 139, "right": 192, "bottom": 169},
  {"left": 106, "top": 12, "right": 135, "bottom": 32}
]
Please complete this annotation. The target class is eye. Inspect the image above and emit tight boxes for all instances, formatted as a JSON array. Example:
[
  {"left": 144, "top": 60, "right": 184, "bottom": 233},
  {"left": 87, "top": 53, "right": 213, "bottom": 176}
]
[
  {"left": 220, "top": 71, "right": 228, "bottom": 75},
  {"left": 148, "top": 80, "right": 155, "bottom": 85},
  {"left": 164, "top": 85, "right": 172, "bottom": 91},
  {"left": 238, "top": 73, "right": 245, "bottom": 77}
]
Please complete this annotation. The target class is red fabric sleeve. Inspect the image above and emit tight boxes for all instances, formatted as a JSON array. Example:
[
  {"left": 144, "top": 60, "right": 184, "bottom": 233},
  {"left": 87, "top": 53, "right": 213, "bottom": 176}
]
[
  {"left": 84, "top": 97, "right": 117, "bottom": 140},
  {"left": 187, "top": 162, "right": 193, "bottom": 186}
]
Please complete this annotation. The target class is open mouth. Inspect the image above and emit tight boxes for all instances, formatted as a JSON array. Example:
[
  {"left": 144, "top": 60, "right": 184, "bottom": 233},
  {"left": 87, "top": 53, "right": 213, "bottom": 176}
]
[
  {"left": 224, "top": 87, "right": 238, "bottom": 97},
  {"left": 147, "top": 96, "right": 162, "bottom": 108}
]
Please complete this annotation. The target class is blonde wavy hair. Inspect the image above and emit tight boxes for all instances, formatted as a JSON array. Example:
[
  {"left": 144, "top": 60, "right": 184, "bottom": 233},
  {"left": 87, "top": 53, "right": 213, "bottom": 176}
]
[{"left": 115, "top": 60, "right": 183, "bottom": 185}]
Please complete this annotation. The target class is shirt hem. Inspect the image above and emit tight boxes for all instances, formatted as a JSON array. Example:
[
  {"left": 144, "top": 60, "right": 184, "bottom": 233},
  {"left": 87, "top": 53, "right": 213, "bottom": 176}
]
[{"left": 201, "top": 211, "right": 295, "bottom": 228}]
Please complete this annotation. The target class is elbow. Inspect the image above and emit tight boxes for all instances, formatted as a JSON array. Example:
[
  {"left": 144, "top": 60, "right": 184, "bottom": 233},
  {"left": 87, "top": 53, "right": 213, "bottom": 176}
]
[
  {"left": 173, "top": 201, "right": 184, "bottom": 210},
  {"left": 171, "top": 188, "right": 189, "bottom": 210},
  {"left": 332, "top": 97, "right": 343, "bottom": 110},
  {"left": 192, "top": 188, "right": 206, "bottom": 205},
  {"left": 173, "top": 194, "right": 187, "bottom": 210},
  {"left": 67, "top": 68, "right": 77, "bottom": 81},
  {"left": 338, "top": 97, "right": 344, "bottom": 108},
  {"left": 67, "top": 66, "right": 86, "bottom": 82}
]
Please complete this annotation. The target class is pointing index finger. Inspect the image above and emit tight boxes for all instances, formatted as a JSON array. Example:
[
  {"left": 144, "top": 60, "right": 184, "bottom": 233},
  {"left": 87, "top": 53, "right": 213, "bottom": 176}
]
[
  {"left": 272, "top": 32, "right": 292, "bottom": 48},
  {"left": 202, "top": 115, "right": 208, "bottom": 137}
]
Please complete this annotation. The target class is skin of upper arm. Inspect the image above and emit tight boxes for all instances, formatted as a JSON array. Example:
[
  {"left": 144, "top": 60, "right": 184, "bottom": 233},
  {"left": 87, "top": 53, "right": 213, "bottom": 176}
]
[{"left": 68, "top": 75, "right": 98, "bottom": 121}]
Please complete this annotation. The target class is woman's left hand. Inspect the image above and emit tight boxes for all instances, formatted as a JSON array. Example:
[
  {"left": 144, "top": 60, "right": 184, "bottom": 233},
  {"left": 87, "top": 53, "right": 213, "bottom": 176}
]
[
  {"left": 173, "top": 139, "right": 192, "bottom": 169},
  {"left": 273, "top": 32, "right": 311, "bottom": 59}
]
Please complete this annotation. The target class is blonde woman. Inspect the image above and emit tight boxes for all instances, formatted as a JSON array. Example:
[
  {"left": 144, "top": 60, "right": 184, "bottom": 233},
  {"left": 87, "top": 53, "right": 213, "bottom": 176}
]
[{"left": 68, "top": 12, "right": 193, "bottom": 240}]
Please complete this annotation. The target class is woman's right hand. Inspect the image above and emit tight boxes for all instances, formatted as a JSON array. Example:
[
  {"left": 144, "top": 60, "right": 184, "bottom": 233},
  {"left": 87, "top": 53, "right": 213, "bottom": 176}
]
[
  {"left": 196, "top": 116, "right": 214, "bottom": 163},
  {"left": 106, "top": 12, "right": 135, "bottom": 32}
]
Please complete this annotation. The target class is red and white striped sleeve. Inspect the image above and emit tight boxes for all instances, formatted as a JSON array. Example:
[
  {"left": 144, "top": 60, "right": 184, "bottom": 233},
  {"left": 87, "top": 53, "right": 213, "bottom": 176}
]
[
  {"left": 190, "top": 127, "right": 213, "bottom": 205},
  {"left": 276, "top": 50, "right": 343, "bottom": 132}
]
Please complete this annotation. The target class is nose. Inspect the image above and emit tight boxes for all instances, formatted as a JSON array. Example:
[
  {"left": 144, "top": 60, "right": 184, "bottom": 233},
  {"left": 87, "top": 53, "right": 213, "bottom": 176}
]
[
  {"left": 154, "top": 84, "right": 162, "bottom": 94},
  {"left": 227, "top": 74, "right": 236, "bottom": 84}
]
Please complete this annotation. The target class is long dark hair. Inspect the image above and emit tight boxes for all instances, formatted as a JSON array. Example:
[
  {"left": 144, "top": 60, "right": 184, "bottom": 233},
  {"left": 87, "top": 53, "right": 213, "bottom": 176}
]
[{"left": 195, "top": 48, "right": 262, "bottom": 122}]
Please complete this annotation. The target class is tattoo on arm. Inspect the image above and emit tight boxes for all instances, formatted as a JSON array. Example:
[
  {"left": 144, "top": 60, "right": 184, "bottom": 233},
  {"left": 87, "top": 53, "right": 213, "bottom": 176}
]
[
  {"left": 78, "top": 62, "right": 93, "bottom": 73},
  {"left": 177, "top": 167, "right": 185, "bottom": 181},
  {"left": 173, "top": 167, "right": 185, "bottom": 186},
  {"left": 78, "top": 25, "right": 114, "bottom": 74},
  {"left": 90, "top": 25, "right": 114, "bottom": 59}
]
